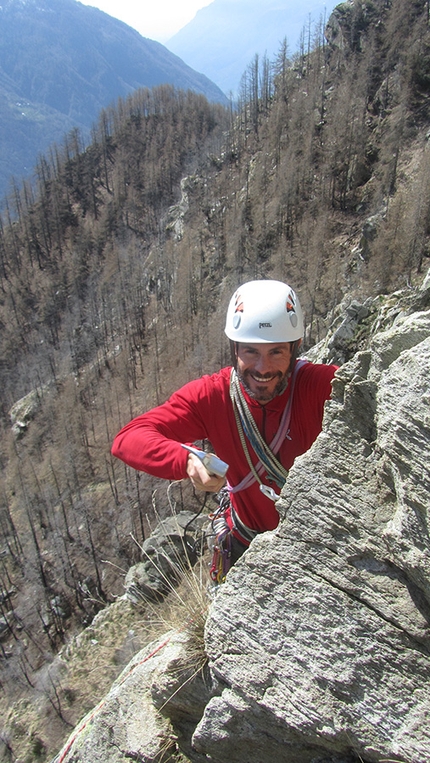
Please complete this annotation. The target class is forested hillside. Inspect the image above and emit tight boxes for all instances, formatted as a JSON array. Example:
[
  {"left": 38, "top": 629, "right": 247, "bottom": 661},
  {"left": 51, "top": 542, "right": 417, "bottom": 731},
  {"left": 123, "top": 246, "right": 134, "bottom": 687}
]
[
  {"left": 0, "top": 0, "right": 227, "bottom": 198},
  {"left": 1, "top": 0, "right": 430, "bottom": 759}
]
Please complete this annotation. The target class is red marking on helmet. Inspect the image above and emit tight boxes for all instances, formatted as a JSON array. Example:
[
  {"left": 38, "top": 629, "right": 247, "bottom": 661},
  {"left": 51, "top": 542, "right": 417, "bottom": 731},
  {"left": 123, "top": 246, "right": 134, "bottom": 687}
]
[{"left": 235, "top": 295, "right": 244, "bottom": 313}]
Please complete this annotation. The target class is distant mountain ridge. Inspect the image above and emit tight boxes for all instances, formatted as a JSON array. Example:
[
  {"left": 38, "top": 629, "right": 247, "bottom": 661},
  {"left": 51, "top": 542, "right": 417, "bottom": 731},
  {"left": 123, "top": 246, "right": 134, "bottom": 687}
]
[
  {"left": 0, "top": 0, "right": 227, "bottom": 198},
  {"left": 167, "top": 0, "right": 339, "bottom": 95}
]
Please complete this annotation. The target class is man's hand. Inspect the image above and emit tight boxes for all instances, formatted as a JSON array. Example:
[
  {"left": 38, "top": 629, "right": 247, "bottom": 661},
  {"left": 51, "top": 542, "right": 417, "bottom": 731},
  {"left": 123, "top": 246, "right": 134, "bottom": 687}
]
[{"left": 186, "top": 453, "right": 226, "bottom": 492}]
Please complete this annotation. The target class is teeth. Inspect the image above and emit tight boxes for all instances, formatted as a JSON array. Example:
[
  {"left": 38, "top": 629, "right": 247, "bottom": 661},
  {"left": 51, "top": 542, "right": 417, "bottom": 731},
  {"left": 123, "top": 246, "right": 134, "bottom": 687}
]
[{"left": 253, "top": 375, "right": 275, "bottom": 382}]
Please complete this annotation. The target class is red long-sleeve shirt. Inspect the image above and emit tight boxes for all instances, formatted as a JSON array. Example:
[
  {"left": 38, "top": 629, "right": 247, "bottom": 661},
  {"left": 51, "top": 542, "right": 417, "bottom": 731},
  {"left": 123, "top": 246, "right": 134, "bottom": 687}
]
[{"left": 111, "top": 361, "right": 337, "bottom": 535}]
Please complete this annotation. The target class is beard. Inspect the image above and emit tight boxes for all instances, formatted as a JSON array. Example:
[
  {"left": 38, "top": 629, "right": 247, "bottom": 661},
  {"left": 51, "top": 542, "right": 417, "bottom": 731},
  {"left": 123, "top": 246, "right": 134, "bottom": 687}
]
[{"left": 237, "top": 368, "right": 290, "bottom": 403}]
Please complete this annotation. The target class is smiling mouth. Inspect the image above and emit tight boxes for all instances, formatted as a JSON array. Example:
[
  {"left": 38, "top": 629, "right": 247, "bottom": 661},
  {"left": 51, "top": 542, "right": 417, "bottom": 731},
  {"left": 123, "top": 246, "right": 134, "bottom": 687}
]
[{"left": 251, "top": 374, "right": 277, "bottom": 383}]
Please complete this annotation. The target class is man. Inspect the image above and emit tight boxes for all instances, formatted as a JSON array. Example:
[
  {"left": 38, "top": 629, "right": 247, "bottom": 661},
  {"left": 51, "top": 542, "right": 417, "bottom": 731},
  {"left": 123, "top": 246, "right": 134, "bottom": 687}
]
[{"left": 112, "top": 280, "right": 337, "bottom": 581}]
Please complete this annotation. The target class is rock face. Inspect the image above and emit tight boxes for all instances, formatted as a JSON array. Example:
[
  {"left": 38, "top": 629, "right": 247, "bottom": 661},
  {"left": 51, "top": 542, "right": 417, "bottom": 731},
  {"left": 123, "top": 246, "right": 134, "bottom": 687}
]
[
  {"left": 9, "top": 387, "right": 48, "bottom": 437},
  {"left": 52, "top": 631, "right": 210, "bottom": 763},
  {"left": 125, "top": 511, "right": 209, "bottom": 604},
  {"left": 194, "top": 300, "right": 430, "bottom": 762},
  {"left": 54, "top": 284, "right": 430, "bottom": 763}
]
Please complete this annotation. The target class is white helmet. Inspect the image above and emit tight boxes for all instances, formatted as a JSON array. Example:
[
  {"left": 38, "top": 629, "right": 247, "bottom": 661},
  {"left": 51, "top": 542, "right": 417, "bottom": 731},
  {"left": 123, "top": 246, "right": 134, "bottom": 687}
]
[{"left": 225, "top": 280, "right": 304, "bottom": 343}]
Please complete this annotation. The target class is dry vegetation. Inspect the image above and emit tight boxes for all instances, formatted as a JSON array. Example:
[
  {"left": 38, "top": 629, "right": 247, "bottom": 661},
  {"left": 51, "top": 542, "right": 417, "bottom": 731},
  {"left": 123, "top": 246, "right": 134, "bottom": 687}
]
[{"left": 1, "top": 0, "right": 430, "bottom": 759}]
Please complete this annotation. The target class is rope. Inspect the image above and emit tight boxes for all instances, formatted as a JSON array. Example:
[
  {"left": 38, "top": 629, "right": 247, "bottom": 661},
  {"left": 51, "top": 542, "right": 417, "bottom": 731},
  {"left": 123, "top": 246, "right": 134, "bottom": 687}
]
[{"left": 228, "top": 360, "right": 307, "bottom": 494}]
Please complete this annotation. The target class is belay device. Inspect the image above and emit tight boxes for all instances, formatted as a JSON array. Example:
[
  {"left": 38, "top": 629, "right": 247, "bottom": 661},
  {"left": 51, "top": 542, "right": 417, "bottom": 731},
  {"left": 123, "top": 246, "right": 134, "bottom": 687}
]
[{"left": 181, "top": 444, "right": 229, "bottom": 478}]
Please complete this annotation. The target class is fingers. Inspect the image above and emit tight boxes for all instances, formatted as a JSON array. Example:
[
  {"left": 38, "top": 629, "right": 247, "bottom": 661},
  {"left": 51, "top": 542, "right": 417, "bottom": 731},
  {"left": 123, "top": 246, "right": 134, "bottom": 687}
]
[{"left": 186, "top": 453, "right": 225, "bottom": 493}]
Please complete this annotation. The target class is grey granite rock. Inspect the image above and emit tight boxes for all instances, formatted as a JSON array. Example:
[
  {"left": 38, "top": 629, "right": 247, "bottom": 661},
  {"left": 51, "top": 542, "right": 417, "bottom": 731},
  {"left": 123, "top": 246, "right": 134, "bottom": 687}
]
[
  {"left": 194, "top": 308, "right": 430, "bottom": 763},
  {"left": 53, "top": 292, "right": 430, "bottom": 763}
]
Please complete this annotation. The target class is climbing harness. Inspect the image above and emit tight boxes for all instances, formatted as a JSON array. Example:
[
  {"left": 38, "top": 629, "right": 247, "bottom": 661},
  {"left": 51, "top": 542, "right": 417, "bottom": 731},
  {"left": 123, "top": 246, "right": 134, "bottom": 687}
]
[
  {"left": 209, "top": 489, "right": 234, "bottom": 583},
  {"left": 208, "top": 490, "right": 263, "bottom": 583}
]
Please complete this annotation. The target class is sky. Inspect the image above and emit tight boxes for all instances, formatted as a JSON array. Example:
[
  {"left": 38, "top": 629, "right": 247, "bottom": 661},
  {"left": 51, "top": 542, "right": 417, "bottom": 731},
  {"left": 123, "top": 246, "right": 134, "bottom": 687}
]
[{"left": 80, "top": 0, "right": 213, "bottom": 42}]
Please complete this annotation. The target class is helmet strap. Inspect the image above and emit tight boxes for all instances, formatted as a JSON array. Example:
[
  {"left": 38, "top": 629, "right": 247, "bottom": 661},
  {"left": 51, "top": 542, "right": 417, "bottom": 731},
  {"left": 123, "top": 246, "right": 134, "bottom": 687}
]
[
  {"left": 288, "top": 340, "right": 301, "bottom": 374},
  {"left": 230, "top": 340, "right": 239, "bottom": 370}
]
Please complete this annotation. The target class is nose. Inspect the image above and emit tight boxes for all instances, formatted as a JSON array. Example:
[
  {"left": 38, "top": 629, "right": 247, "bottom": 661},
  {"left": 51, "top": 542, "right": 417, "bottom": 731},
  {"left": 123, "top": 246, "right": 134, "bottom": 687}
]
[{"left": 254, "top": 352, "right": 273, "bottom": 375}]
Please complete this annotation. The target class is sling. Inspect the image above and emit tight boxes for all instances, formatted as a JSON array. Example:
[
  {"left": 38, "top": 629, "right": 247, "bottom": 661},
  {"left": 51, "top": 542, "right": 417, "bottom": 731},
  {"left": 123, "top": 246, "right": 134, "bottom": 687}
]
[{"left": 228, "top": 359, "right": 307, "bottom": 497}]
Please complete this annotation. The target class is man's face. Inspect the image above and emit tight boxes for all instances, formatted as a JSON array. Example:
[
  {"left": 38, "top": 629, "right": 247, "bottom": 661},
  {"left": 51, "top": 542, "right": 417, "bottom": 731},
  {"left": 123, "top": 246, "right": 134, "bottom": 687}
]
[{"left": 236, "top": 342, "right": 295, "bottom": 404}]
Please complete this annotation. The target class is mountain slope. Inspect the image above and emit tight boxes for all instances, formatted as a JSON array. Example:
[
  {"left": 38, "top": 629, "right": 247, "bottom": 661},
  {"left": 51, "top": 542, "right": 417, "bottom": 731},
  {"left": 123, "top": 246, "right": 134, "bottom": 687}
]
[
  {"left": 1, "top": 0, "right": 430, "bottom": 759},
  {"left": 0, "top": 0, "right": 227, "bottom": 197},
  {"left": 166, "top": 0, "right": 339, "bottom": 95}
]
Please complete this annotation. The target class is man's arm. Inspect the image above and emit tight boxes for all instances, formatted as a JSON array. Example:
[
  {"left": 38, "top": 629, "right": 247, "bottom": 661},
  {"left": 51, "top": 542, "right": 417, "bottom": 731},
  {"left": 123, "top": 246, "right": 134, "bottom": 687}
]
[{"left": 111, "top": 375, "right": 226, "bottom": 492}]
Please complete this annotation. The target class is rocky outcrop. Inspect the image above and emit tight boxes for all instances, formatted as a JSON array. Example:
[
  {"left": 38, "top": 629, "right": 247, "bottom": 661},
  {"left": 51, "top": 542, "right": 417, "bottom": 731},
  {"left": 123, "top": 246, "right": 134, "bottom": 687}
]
[
  {"left": 125, "top": 511, "right": 209, "bottom": 604},
  {"left": 51, "top": 631, "right": 211, "bottom": 763},
  {"left": 165, "top": 176, "right": 197, "bottom": 241},
  {"left": 325, "top": 0, "right": 381, "bottom": 55},
  {"left": 197, "top": 301, "right": 430, "bottom": 763},
  {"left": 9, "top": 387, "right": 48, "bottom": 438},
  {"left": 54, "top": 281, "right": 430, "bottom": 763}
]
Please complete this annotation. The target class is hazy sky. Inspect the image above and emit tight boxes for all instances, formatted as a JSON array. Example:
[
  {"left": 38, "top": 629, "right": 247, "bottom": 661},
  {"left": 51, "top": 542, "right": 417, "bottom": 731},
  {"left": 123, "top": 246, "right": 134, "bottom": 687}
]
[{"left": 80, "top": 0, "right": 213, "bottom": 42}]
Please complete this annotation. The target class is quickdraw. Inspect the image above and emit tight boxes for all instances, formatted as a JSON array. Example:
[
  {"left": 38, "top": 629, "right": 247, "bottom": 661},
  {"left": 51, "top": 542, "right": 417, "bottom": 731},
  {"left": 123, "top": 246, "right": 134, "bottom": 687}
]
[
  {"left": 209, "top": 526, "right": 232, "bottom": 584},
  {"left": 209, "top": 494, "right": 234, "bottom": 583}
]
